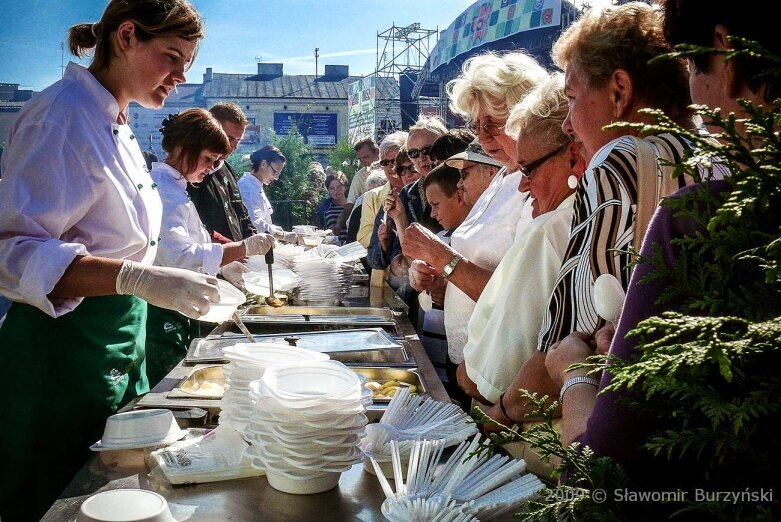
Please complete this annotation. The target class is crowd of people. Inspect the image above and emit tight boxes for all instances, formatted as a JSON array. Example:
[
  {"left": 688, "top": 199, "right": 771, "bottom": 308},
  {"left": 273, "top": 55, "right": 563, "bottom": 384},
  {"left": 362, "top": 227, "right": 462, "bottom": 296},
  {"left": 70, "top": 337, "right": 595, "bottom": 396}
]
[{"left": 0, "top": 0, "right": 777, "bottom": 519}]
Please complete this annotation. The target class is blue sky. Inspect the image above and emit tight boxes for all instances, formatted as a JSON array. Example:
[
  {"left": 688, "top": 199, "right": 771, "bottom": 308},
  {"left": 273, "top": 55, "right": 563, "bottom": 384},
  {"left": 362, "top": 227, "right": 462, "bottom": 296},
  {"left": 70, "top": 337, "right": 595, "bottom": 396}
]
[{"left": 0, "top": 0, "right": 476, "bottom": 91}]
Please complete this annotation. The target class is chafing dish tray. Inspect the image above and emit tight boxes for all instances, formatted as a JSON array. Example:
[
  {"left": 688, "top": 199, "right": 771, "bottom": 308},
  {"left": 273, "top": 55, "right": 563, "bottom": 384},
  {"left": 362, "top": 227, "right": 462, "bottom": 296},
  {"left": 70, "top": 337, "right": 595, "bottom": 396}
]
[
  {"left": 239, "top": 306, "right": 395, "bottom": 327},
  {"left": 167, "top": 365, "right": 226, "bottom": 400},
  {"left": 186, "top": 328, "right": 411, "bottom": 366}
]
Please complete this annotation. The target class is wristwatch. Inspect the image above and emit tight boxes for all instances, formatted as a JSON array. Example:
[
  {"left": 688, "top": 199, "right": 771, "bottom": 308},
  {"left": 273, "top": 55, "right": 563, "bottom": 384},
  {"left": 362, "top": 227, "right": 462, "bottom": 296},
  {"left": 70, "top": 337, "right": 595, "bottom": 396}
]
[{"left": 441, "top": 253, "right": 463, "bottom": 279}]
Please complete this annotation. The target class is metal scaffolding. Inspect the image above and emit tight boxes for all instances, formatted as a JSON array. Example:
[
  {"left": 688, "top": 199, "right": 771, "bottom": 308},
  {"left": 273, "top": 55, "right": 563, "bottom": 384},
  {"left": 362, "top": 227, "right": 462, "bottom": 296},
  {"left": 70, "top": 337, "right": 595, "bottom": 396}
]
[{"left": 373, "top": 23, "right": 439, "bottom": 138}]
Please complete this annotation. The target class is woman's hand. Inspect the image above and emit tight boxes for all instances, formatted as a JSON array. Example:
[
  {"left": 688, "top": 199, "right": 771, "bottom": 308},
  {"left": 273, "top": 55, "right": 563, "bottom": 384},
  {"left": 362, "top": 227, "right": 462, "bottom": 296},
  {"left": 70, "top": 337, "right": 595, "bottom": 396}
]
[
  {"left": 378, "top": 222, "right": 393, "bottom": 252},
  {"left": 384, "top": 192, "right": 403, "bottom": 222},
  {"left": 545, "top": 332, "right": 595, "bottom": 388},
  {"left": 595, "top": 323, "right": 615, "bottom": 355},
  {"left": 408, "top": 259, "right": 437, "bottom": 292}
]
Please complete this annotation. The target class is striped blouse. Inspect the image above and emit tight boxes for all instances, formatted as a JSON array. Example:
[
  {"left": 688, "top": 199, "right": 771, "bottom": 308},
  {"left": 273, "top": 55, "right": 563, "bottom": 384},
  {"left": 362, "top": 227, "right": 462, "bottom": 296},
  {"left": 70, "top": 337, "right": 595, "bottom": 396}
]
[{"left": 537, "top": 133, "right": 728, "bottom": 352}]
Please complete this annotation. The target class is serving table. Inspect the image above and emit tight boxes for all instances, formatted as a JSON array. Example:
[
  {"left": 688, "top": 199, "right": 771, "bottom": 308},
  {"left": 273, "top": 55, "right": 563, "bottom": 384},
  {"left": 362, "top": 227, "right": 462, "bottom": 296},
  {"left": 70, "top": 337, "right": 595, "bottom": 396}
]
[{"left": 43, "top": 282, "right": 450, "bottom": 521}]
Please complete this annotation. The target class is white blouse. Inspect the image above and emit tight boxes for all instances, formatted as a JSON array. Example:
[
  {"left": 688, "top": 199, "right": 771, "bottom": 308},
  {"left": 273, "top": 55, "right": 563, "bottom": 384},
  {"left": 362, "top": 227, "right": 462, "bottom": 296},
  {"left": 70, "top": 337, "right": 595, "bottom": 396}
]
[
  {"left": 0, "top": 62, "right": 162, "bottom": 317},
  {"left": 237, "top": 173, "right": 280, "bottom": 235},
  {"left": 444, "top": 169, "right": 534, "bottom": 363},
  {"left": 463, "top": 195, "right": 575, "bottom": 403},
  {"left": 152, "top": 163, "right": 223, "bottom": 275}
]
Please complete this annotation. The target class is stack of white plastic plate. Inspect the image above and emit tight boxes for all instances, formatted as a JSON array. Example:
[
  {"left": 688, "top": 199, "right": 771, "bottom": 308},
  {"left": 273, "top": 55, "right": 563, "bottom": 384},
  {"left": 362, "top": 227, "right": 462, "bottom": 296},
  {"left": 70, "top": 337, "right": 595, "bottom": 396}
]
[
  {"left": 218, "top": 343, "right": 329, "bottom": 434},
  {"left": 242, "top": 266, "right": 300, "bottom": 297},
  {"left": 245, "top": 360, "right": 371, "bottom": 494},
  {"left": 291, "top": 257, "right": 354, "bottom": 306}
]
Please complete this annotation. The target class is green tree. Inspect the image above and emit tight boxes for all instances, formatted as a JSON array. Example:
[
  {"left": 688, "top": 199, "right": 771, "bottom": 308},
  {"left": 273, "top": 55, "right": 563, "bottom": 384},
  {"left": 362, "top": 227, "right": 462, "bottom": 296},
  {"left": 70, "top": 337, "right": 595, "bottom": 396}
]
[{"left": 326, "top": 138, "right": 360, "bottom": 184}]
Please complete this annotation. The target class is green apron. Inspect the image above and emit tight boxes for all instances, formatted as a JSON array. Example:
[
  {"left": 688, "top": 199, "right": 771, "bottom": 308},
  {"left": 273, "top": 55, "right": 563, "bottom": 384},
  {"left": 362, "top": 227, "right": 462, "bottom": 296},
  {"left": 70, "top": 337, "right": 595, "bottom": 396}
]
[
  {"left": 144, "top": 304, "right": 199, "bottom": 387},
  {"left": 0, "top": 295, "right": 148, "bottom": 522}
]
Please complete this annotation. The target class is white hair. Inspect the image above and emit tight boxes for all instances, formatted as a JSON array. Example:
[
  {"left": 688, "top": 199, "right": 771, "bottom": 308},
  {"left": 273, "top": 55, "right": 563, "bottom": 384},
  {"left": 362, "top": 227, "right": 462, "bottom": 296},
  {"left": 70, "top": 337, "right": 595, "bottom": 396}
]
[
  {"left": 366, "top": 169, "right": 388, "bottom": 190},
  {"left": 505, "top": 72, "right": 569, "bottom": 147},
  {"left": 379, "top": 131, "right": 409, "bottom": 157},
  {"left": 446, "top": 51, "right": 548, "bottom": 122}
]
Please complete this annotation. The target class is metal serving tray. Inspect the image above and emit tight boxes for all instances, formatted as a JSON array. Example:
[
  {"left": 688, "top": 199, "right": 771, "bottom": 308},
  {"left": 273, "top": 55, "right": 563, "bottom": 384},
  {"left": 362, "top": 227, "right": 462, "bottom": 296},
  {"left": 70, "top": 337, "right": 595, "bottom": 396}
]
[
  {"left": 185, "top": 328, "right": 411, "bottom": 366},
  {"left": 240, "top": 306, "right": 396, "bottom": 328}
]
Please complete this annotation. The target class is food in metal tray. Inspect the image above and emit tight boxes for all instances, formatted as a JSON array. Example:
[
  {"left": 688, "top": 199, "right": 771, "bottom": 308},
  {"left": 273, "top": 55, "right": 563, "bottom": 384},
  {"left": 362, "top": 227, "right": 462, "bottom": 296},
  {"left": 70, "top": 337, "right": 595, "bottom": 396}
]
[
  {"left": 365, "top": 379, "right": 418, "bottom": 400},
  {"left": 178, "top": 366, "right": 226, "bottom": 398}
]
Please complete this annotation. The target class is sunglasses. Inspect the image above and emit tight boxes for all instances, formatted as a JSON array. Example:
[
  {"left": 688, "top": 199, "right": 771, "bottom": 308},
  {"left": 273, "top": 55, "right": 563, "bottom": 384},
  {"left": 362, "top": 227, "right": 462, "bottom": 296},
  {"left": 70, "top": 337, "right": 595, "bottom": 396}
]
[
  {"left": 459, "top": 163, "right": 481, "bottom": 181},
  {"left": 395, "top": 164, "right": 417, "bottom": 177},
  {"left": 407, "top": 146, "right": 432, "bottom": 159},
  {"left": 379, "top": 158, "right": 395, "bottom": 167},
  {"left": 519, "top": 144, "right": 567, "bottom": 178},
  {"left": 466, "top": 121, "right": 504, "bottom": 137}
]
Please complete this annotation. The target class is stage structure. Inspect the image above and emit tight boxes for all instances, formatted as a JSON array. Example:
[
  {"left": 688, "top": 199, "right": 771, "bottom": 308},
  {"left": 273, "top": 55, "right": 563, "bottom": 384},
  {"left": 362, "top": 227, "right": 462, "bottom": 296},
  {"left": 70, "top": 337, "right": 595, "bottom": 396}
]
[{"left": 374, "top": 22, "right": 439, "bottom": 139}]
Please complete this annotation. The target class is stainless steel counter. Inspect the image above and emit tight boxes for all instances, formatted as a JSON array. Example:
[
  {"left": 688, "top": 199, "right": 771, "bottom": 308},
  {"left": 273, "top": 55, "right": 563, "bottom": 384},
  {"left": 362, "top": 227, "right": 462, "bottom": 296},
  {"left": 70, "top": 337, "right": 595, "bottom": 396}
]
[
  {"left": 43, "top": 282, "right": 449, "bottom": 521},
  {"left": 43, "top": 450, "right": 387, "bottom": 522}
]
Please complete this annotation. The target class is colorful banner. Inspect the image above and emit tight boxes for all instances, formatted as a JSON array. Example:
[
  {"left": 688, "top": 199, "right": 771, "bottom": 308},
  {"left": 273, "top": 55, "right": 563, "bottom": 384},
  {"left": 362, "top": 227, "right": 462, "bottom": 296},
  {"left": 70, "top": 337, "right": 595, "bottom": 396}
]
[
  {"left": 429, "top": 0, "right": 562, "bottom": 71},
  {"left": 347, "top": 75, "right": 376, "bottom": 145}
]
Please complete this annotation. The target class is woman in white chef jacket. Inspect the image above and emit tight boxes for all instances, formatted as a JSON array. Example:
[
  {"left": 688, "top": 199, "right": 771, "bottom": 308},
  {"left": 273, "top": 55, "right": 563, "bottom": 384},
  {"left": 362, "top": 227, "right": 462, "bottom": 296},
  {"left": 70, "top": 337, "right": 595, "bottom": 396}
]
[
  {"left": 0, "top": 1, "right": 217, "bottom": 520},
  {"left": 146, "top": 109, "right": 275, "bottom": 383},
  {"left": 238, "top": 145, "right": 287, "bottom": 236}
]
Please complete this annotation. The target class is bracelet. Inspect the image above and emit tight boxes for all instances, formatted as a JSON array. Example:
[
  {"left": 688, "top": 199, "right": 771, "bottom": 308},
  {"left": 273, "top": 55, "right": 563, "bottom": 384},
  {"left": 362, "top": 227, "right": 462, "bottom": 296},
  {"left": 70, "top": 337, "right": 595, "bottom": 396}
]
[
  {"left": 498, "top": 392, "right": 521, "bottom": 425},
  {"left": 559, "top": 376, "right": 600, "bottom": 403}
]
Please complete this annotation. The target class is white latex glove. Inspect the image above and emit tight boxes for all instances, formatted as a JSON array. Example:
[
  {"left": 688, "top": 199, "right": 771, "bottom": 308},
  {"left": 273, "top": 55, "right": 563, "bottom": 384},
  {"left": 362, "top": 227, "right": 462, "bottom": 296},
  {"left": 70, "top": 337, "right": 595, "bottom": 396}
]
[
  {"left": 220, "top": 261, "right": 250, "bottom": 290},
  {"left": 275, "top": 230, "right": 298, "bottom": 244},
  {"left": 116, "top": 260, "right": 220, "bottom": 319},
  {"left": 243, "top": 233, "right": 275, "bottom": 256}
]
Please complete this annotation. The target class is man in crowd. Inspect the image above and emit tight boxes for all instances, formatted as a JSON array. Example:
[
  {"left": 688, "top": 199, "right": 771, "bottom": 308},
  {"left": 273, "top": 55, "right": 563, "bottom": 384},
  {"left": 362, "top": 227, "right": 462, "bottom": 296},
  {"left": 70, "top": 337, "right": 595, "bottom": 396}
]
[
  {"left": 187, "top": 102, "right": 256, "bottom": 243},
  {"left": 335, "top": 137, "right": 379, "bottom": 235}
]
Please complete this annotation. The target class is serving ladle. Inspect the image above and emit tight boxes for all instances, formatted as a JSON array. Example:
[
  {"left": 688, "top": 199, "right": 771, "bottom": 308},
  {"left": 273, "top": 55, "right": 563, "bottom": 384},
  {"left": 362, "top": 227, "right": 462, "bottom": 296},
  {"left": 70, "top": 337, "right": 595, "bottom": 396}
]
[{"left": 264, "top": 247, "right": 287, "bottom": 308}]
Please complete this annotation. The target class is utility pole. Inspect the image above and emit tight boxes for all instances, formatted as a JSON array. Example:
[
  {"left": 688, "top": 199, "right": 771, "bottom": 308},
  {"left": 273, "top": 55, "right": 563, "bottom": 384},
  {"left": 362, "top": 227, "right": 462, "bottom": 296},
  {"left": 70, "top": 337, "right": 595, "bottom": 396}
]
[
  {"left": 315, "top": 48, "right": 319, "bottom": 77},
  {"left": 60, "top": 42, "right": 65, "bottom": 78}
]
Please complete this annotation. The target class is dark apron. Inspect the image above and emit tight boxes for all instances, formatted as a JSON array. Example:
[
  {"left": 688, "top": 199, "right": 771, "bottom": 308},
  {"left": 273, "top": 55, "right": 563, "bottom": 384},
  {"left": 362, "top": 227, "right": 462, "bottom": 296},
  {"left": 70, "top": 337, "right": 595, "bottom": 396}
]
[
  {"left": 0, "top": 295, "right": 147, "bottom": 522},
  {"left": 144, "top": 304, "right": 199, "bottom": 387}
]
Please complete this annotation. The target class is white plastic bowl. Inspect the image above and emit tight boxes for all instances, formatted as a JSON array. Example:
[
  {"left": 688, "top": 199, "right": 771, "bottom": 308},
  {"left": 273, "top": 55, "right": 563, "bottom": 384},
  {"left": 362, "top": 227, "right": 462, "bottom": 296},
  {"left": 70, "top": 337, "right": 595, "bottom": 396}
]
[
  {"left": 90, "top": 409, "right": 186, "bottom": 451},
  {"left": 197, "top": 279, "right": 246, "bottom": 323},
  {"left": 77, "top": 489, "right": 174, "bottom": 522},
  {"left": 261, "top": 361, "right": 361, "bottom": 398},
  {"left": 266, "top": 470, "right": 341, "bottom": 494},
  {"left": 222, "top": 342, "right": 329, "bottom": 366}
]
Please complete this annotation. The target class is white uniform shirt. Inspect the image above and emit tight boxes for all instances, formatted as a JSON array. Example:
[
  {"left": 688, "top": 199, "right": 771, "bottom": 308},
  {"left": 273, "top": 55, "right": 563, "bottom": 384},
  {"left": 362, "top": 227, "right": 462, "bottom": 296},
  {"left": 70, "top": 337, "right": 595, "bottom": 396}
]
[
  {"left": 462, "top": 195, "right": 575, "bottom": 403},
  {"left": 0, "top": 62, "right": 162, "bottom": 317},
  {"left": 152, "top": 163, "right": 223, "bottom": 275},
  {"left": 444, "top": 169, "right": 533, "bottom": 363},
  {"left": 237, "top": 173, "right": 280, "bottom": 235}
]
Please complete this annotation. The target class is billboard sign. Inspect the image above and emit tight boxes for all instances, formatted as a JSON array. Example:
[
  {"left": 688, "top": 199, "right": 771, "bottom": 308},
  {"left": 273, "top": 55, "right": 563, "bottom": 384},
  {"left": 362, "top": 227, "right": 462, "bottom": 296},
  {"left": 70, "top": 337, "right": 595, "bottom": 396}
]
[
  {"left": 429, "top": 0, "right": 562, "bottom": 71},
  {"left": 347, "top": 75, "right": 376, "bottom": 145},
  {"left": 273, "top": 112, "right": 337, "bottom": 146}
]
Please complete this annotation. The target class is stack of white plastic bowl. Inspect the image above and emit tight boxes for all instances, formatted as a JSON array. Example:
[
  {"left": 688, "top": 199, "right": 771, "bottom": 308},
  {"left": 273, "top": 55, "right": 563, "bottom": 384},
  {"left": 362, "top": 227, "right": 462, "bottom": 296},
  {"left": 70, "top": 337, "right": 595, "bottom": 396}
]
[
  {"left": 245, "top": 360, "right": 371, "bottom": 494},
  {"left": 219, "top": 342, "right": 329, "bottom": 434}
]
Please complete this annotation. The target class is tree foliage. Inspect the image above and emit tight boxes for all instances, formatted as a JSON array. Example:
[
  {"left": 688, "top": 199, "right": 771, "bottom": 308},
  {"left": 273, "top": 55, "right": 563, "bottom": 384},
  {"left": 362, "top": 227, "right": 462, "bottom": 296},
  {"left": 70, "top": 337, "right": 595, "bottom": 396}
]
[{"left": 326, "top": 138, "right": 360, "bottom": 184}]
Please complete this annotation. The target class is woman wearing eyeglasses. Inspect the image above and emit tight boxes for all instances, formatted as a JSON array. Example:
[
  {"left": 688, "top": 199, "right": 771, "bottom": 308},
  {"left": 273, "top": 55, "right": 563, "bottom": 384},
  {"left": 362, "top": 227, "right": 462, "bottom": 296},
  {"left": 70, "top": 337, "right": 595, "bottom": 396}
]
[
  {"left": 238, "top": 145, "right": 287, "bottom": 237},
  {"left": 403, "top": 51, "right": 548, "bottom": 366},
  {"left": 458, "top": 77, "right": 585, "bottom": 461}
]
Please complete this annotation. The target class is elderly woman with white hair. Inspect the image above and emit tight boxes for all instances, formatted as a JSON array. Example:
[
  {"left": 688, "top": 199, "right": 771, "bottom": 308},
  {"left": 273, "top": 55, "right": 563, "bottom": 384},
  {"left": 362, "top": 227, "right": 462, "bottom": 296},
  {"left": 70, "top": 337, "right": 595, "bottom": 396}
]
[
  {"left": 457, "top": 73, "right": 585, "bottom": 408},
  {"left": 403, "top": 51, "right": 548, "bottom": 367}
]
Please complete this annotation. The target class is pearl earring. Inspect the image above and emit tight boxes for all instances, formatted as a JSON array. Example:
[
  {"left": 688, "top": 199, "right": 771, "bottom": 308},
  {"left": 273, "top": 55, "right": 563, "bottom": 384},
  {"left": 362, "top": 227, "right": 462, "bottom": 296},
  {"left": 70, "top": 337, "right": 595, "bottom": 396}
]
[{"left": 567, "top": 174, "right": 578, "bottom": 189}]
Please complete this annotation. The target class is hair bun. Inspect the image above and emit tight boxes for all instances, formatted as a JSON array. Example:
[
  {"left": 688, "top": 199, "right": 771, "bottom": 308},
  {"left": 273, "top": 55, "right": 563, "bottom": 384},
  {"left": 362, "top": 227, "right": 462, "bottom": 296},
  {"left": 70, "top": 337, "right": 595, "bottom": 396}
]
[{"left": 159, "top": 113, "right": 179, "bottom": 133}]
